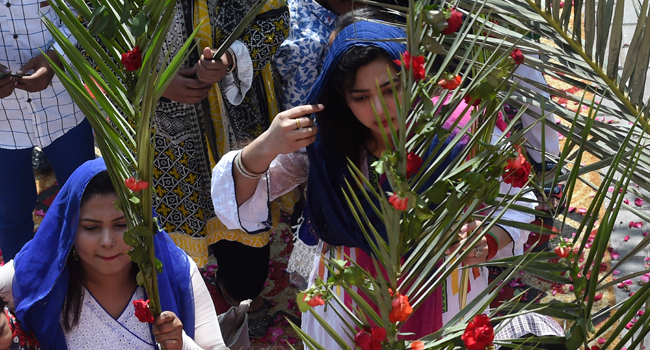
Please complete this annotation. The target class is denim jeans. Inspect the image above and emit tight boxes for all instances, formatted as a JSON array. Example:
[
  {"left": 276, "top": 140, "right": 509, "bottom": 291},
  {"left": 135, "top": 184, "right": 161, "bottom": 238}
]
[{"left": 0, "top": 118, "right": 95, "bottom": 260}]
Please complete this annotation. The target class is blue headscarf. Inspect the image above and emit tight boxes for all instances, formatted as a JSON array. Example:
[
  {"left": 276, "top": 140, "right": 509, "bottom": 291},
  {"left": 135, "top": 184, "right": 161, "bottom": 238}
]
[
  {"left": 12, "top": 158, "right": 195, "bottom": 349},
  {"left": 302, "top": 21, "right": 467, "bottom": 253}
]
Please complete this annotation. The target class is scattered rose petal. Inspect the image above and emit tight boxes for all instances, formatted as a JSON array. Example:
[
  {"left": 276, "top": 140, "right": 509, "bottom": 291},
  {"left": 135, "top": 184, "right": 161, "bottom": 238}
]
[
  {"left": 645, "top": 257, "right": 650, "bottom": 261},
  {"left": 608, "top": 187, "right": 615, "bottom": 192},
  {"left": 626, "top": 322, "right": 634, "bottom": 330},
  {"left": 638, "top": 310, "right": 645, "bottom": 316},
  {"left": 635, "top": 222, "right": 643, "bottom": 228},
  {"left": 624, "top": 235, "right": 631, "bottom": 242},
  {"left": 636, "top": 198, "right": 644, "bottom": 206},
  {"left": 589, "top": 193, "right": 596, "bottom": 198},
  {"left": 34, "top": 209, "right": 46, "bottom": 217},
  {"left": 624, "top": 198, "right": 630, "bottom": 205},
  {"left": 555, "top": 118, "right": 562, "bottom": 124},
  {"left": 617, "top": 283, "right": 625, "bottom": 288},
  {"left": 558, "top": 133, "right": 564, "bottom": 140},
  {"left": 644, "top": 232, "right": 649, "bottom": 237},
  {"left": 625, "top": 279, "right": 634, "bottom": 285},
  {"left": 611, "top": 252, "right": 620, "bottom": 259},
  {"left": 613, "top": 270, "right": 621, "bottom": 275},
  {"left": 641, "top": 275, "right": 649, "bottom": 284},
  {"left": 578, "top": 208, "right": 587, "bottom": 215},
  {"left": 568, "top": 207, "right": 576, "bottom": 212},
  {"left": 630, "top": 292, "right": 636, "bottom": 296},
  {"left": 594, "top": 293, "right": 603, "bottom": 301},
  {"left": 630, "top": 221, "right": 635, "bottom": 228},
  {"left": 598, "top": 338, "right": 606, "bottom": 344}
]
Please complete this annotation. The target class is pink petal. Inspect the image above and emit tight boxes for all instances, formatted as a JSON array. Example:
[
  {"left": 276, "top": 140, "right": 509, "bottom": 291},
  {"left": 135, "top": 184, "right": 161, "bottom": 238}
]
[
  {"left": 646, "top": 257, "right": 650, "bottom": 261},
  {"left": 635, "top": 222, "right": 643, "bottom": 228},
  {"left": 33, "top": 209, "right": 46, "bottom": 217},
  {"left": 611, "top": 252, "right": 620, "bottom": 259},
  {"left": 568, "top": 207, "right": 576, "bottom": 212},
  {"left": 641, "top": 275, "right": 649, "bottom": 284},
  {"left": 608, "top": 186, "right": 615, "bottom": 192},
  {"left": 644, "top": 232, "right": 648, "bottom": 237},
  {"left": 272, "top": 328, "right": 285, "bottom": 336},
  {"left": 558, "top": 133, "right": 564, "bottom": 140},
  {"left": 625, "top": 279, "right": 634, "bottom": 285},
  {"left": 617, "top": 283, "right": 625, "bottom": 288},
  {"left": 607, "top": 119, "right": 616, "bottom": 124},
  {"left": 636, "top": 198, "right": 645, "bottom": 206},
  {"left": 555, "top": 118, "right": 561, "bottom": 124},
  {"left": 630, "top": 292, "right": 636, "bottom": 296},
  {"left": 624, "top": 199, "right": 630, "bottom": 205},
  {"left": 598, "top": 338, "right": 606, "bottom": 344},
  {"left": 589, "top": 193, "right": 596, "bottom": 198},
  {"left": 594, "top": 293, "right": 603, "bottom": 301},
  {"left": 578, "top": 207, "right": 587, "bottom": 215},
  {"left": 638, "top": 311, "right": 645, "bottom": 316},
  {"left": 613, "top": 270, "right": 621, "bottom": 275},
  {"left": 624, "top": 235, "right": 631, "bottom": 242},
  {"left": 626, "top": 322, "right": 634, "bottom": 329},
  {"left": 630, "top": 221, "right": 635, "bottom": 228}
]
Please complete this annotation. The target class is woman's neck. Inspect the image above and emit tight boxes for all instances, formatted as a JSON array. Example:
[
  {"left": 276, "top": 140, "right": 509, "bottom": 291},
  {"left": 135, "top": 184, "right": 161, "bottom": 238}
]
[
  {"left": 365, "top": 133, "right": 393, "bottom": 158},
  {"left": 82, "top": 264, "right": 137, "bottom": 294}
]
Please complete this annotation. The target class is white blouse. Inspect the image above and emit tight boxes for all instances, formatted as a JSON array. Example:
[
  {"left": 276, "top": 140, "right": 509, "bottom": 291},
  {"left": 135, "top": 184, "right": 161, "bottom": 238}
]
[{"left": 0, "top": 258, "right": 228, "bottom": 350}]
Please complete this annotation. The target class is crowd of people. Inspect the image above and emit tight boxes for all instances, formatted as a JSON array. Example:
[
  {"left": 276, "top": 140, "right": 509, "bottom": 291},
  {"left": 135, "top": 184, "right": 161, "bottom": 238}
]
[{"left": 0, "top": 0, "right": 567, "bottom": 349}]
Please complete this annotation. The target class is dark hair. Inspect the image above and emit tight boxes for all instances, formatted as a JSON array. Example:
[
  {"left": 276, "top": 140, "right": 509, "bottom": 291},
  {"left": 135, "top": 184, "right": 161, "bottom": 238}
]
[
  {"left": 63, "top": 170, "right": 115, "bottom": 332},
  {"left": 332, "top": 7, "right": 388, "bottom": 36},
  {"left": 316, "top": 45, "right": 394, "bottom": 166}
]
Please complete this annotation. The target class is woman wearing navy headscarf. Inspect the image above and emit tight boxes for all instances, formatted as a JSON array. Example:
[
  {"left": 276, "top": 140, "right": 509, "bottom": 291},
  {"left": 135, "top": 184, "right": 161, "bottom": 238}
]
[
  {"left": 211, "top": 21, "right": 533, "bottom": 348},
  {"left": 0, "top": 158, "right": 228, "bottom": 350}
]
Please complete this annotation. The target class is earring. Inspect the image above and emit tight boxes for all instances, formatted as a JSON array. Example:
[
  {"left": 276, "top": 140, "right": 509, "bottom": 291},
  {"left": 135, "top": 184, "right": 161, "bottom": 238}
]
[{"left": 71, "top": 248, "right": 80, "bottom": 261}]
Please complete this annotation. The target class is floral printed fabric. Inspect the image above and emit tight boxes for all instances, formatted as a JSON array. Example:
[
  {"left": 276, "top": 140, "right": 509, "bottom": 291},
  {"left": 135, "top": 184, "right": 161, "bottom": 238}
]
[
  {"left": 275, "top": 0, "right": 337, "bottom": 110},
  {"left": 3, "top": 307, "right": 40, "bottom": 350}
]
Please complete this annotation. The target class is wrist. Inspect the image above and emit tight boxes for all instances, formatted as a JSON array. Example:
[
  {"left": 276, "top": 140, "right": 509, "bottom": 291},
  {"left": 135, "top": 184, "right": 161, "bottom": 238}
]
[{"left": 241, "top": 136, "right": 277, "bottom": 174}]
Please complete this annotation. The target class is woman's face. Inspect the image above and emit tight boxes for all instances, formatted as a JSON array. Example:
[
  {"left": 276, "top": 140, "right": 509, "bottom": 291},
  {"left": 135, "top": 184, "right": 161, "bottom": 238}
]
[
  {"left": 344, "top": 59, "right": 402, "bottom": 143},
  {"left": 74, "top": 193, "right": 133, "bottom": 278}
]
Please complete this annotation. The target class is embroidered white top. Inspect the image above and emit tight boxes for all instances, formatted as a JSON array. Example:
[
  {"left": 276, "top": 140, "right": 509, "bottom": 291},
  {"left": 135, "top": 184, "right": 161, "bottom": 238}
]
[{"left": 0, "top": 258, "right": 228, "bottom": 350}]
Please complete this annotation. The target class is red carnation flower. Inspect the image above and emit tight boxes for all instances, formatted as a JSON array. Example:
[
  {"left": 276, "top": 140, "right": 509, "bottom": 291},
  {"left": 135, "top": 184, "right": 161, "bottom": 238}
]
[
  {"left": 464, "top": 95, "right": 481, "bottom": 107},
  {"left": 389, "top": 292, "right": 413, "bottom": 323},
  {"left": 502, "top": 148, "right": 531, "bottom": 188},
  {"left": 395, "top": 51, "right": 426, "bottom": 81},
  {"left": 510, "top": 48, "right": 525, "bottom": 65},
  {"left": 122, "top": 46, "right": 142, "bottom": 72},
  {"left": 388, "top": 194, "right": 408, "bottom": 211},
  {"left": 303, "top": 294, "right": 325, "bottom": 307},
  {"left": 438, "top": 75, "right": 462, "bottom": 90},
  {"left": 125, "top": 177, "right": 149, "bottom": 191},
  {"left": 133, "top": 299, "right": 154, "bottom": 323},
  {"left": 461, "top": 314, "right": 494, "bottom": 350},
  {"left": 354, "top": 327, "right": 386, "bottom": 350},
  {"left": 406, "top": 152, "right": 423, "bottom": 178},
  {"left": 442, "top": 8, "right": 463, "bottom": 34}
]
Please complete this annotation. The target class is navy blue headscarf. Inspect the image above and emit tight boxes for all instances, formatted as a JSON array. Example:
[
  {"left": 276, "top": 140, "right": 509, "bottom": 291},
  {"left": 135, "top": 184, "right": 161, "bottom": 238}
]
[
  {"left": 303, "top": 21, "right": 467, "bottom": 253},
  {"left": 12, "top": 157, "right": 195, "bottom": 349}
]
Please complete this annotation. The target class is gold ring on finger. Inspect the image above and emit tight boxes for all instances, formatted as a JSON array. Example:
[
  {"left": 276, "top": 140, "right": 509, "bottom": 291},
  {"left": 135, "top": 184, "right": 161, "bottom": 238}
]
[
  {"left": 474, "top": 246, "right": 483, "bottom": 258},
  {"left": 296, "top": 119, "right": 302, "bottom": 129}
]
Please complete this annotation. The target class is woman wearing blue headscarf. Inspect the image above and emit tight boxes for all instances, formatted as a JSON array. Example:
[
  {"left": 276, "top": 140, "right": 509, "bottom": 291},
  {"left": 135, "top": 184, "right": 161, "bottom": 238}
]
[
  {"left": 0, "top": 158, "right": 228, "bottom": 350},
  {"left": 211, "top": 20, "right": 534, "bottom": 348}
]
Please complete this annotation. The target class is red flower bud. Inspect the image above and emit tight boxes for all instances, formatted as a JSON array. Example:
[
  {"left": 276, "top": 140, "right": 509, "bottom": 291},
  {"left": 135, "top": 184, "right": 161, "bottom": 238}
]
[
  {"left": 510, "top": 48, "right": 525, "bottom": 65},
  {"left": 438, "top": 75, "right": 462, "bottom": 90},
  {"left": 388, "top": 194, "right": 408, "bottom": 211},
  {"left": 442, "top": 8, "right": 463, "bottom": 34},
  {"left": 502, "top": 148, "right": 531, "bottom": 188},
  {"left": 125, "top": 177, "right": 149, "bottom": 191}
]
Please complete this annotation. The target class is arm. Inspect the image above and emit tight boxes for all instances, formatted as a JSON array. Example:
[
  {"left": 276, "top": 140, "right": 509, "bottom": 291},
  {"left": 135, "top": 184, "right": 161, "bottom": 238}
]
[
  {"left": 153, "top": 259, "right": 229, "bottom": 350},
  {"left": 232, "top": 105, "right": 322, "bottom": 205}
]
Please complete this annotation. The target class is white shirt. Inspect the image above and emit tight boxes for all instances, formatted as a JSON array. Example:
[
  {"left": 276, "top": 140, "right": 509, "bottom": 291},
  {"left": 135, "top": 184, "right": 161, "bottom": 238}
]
[{"left": 0, "top": 0, "right": 84, "bottom": 150}]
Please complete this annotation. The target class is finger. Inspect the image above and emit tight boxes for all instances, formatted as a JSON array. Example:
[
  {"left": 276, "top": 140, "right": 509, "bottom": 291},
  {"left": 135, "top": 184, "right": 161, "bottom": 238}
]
[
  {"left": 290, "top": 126, "right": 318, "bottom": 140},
  {"left": 177, "top": 65, "right": 198, "bottom": 77},
  {"left": 153, "top": 311, "right": 177, "bottom": 327},
  {"left": 460, "top": 220, "right": 481, "bottom": 233},
  {"left": 155, "top": 330, "right": 182, "bottom": 344},
  {"left": 294, "top": 135, "right": 317, "bottom": 149},
  {"left": 0, "top": 77, "right": 13, "bottom": 87},
  {"left": 203, "top": 47, "right": 213, "bottom": 61},
  {"left": 182, "top": 77, "right": 212, "bottom": 90},
  {"left": 285, "top": 104, "right": 325, "bottom": 119},
  {"left": 17, "top": 57, "right": 37, "bottom": 75}
]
